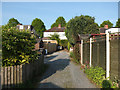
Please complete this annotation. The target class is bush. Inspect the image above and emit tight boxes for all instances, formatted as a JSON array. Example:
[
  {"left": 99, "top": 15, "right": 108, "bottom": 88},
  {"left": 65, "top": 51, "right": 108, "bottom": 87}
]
[
  {"left": 2, "top": 27, "right": 38, "bottom": 66},
  {"left": 60, "top": 40, "right": 68, "bottom": 48},
  {"left": 102, "top": 80, "right": 112, "bottom": 88},
  {"left": 70, "top": 52, "right": 79, "bottom": 64},
  {"left": 73, "top": 43, "right": 81, "bottom": 62},
  {"left": 85, "top": 66, "right": 105, "bottom": 87}
]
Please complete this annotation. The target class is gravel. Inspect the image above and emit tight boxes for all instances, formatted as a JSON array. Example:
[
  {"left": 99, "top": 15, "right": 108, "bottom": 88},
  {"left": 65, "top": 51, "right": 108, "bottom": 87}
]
[{"left": 36, "top": 50, "right": 97, "bottom": 89}]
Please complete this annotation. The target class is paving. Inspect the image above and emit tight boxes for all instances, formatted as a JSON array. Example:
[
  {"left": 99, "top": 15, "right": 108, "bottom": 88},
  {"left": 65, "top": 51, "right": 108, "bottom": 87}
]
[{"left": 36, "top": 50, "right": 97, "bottom": 89}]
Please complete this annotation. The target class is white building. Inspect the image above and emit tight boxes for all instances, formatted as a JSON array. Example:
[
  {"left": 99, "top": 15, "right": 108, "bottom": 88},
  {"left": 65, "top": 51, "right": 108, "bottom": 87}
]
[
  {"left": 44, "top": 24, "right": 67, "bottom": 40},
  {"left": 105, "top": 28, "right": 120, "bottom": 34}
]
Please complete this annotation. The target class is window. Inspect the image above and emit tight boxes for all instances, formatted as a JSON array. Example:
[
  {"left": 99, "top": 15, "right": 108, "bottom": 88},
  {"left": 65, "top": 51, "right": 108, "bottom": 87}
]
[
  {"left": 20, "top": 25, "right": 23, "bottom": 29},
  {"left": 28, "top": 26, "right": 30, "bottom": 29}
]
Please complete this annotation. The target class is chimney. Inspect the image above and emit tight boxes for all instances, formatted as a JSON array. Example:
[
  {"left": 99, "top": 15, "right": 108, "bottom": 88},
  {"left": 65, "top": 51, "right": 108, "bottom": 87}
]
[
  {"left": 58, "top": 24, "right": 61, "bottom": 28},
  {"left": 104, "top": 25, "right": 108, "bottom": 29}
]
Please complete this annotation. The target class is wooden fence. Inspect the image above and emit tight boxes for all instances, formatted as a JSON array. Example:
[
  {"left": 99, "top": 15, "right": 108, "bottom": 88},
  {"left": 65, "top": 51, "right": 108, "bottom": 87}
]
[
  {"left": 1, "top": 54, "right": 44, "bottom": 88},
  {"left": 44, "top": 43, "right": 57, "bottom": 53},
  {"left": 81, "top": 32, "right": 120, "bottom": 82}
]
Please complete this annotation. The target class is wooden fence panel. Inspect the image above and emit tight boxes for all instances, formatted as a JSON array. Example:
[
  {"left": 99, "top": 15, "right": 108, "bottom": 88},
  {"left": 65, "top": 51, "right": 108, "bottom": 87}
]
[
  {"left": 10, "top": 66, "right": 13, "bottom": 87},
  {"left": 110, "top": 40, "right": 119, "bottom": 81},
  {"left": 19, "top": 65, "right": 22, "bottom": 84},
  {"left": 1, "top": 54, "right": 44, "bottom": 88},
  {"left": 22, "top": 64, "right": 26, "bottom": 83},
  {"left": 4, "top": 67, "right": 8, "bottom": 88},
  {"left": 7, "top": 66, "right": 10, "bottom": 88},
  {"left": 17, "top": 65, "right": 20, "bottom": 86},
  {"left": 1, "top": 67, "right": 4, "bottom": 88},
  {"left": 13, "top": 66, "right": 16, "bottom": 86}
]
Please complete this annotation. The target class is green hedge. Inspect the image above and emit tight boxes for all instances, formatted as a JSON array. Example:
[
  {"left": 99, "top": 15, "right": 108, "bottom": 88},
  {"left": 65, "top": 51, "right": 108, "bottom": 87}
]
[
  {"left": 2, "top": 27, "right": 38, "bottom": 66},
  {"left": 73, "top": 43, "right": 80, "bottom": 63}
]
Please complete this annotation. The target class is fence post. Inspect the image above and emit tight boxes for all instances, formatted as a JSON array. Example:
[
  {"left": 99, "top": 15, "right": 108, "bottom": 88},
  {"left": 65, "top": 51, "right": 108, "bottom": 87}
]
[
  {"left": 106, "top": 32, "right": 110, "bottom": 80},
  {"left": 81, "top": 40, "right": 83, "bottom": 65},
  {"left": 90, "top": 37, "right": 92, "bottom": 67}
]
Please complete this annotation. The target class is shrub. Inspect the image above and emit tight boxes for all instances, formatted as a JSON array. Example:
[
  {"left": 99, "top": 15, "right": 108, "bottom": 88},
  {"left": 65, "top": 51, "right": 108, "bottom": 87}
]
[
  {"left": 60, "top": 40, "right": 68, "bottom": 49},
  {"left": 73, "top": 43, "right": 80, "bottom": 62},
  {"left": 70, "top": 52, "right": 79, "bottom": 64},
  {"left": 2, "top": 27, "right": 38, "bottom": 66},
  {"left": 102, "top": 80, "right": 112, "bottom": 88},
  {"left": 85, "top": 66, "right": 105, "bottom": 87}
]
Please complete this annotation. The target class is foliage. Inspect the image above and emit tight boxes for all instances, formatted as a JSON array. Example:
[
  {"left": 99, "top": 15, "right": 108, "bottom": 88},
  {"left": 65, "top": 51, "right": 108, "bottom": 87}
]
[
  {"left": 7, "top": 18, "right": 20, "bottom": 28},
  {"left": 67, "top": 42, "right": 71, "bottom": 51},
  {"left": 73, "top": 43, "right": 81, "bottom": 62},
  {"left": 59, "top": 40, "right": 68, "bottom": 48},
  {"left": 84, "top": 66, "right": 106, "bottom": 87},
  {"left": 49, "top": 33, "right": 60, "bottom": 45},
  {"left": 65, "top": 15, "right": 99, "bottom": 45},
  {"left": 70, "top": 52, "right": 79, "bottom": 64},
  {"left": 115, "top": 18, "right": 120, "bottom": 28},
  {"left": 102, "top": 80, "right": 112, "bottom": 88},
  {"left": 100, "top": 20, "right": 113, "bottom": 28},
  {"left": 2, "top": 27, "right": 38, "bottom": 66},
  {"left": 51, "top": 16, "right": 66, "bottom": 28},
  {"left": 31, "top": 18, "right": 46, "bottom": 38}
]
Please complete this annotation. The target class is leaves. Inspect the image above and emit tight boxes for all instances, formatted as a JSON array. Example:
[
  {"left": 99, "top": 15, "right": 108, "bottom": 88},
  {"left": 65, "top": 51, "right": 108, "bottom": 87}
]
[
  {"left": 100, "top": 20, "right": 113, "bottom": 28},
  {"left": 51, "top": 16, "right": 66, "bottom": 28},
  {"left": 2, "top": 27, "right": 38, "bottom": 66},
  {"left": 31, "top": 18, "right": 46, "bottom": 38},
  {"left": 65, "top": 15, "right": 99, "bottom": 45}
]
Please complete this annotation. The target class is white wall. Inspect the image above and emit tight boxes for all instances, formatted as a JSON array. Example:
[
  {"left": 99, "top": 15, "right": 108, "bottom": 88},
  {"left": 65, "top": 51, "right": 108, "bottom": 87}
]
[
  {"left": 105, "top": 28, "right": 120, "bottom": 34},
  {"left": 44, "top": 32, "right": 67, "bottom": 40}
]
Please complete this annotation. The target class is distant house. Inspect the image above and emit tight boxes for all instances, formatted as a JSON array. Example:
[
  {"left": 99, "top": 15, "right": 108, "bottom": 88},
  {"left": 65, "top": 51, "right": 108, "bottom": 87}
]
[
  {"left": 105, "top": 28, "right": 120, "bottom": 34},
  {"left": 16, "top": 24, "right": 39, "bottom": 38},
  {"left": 42, "top": 37, "right": 58, "bottom": 44},
  {"left": 44, "top": 24, "right": 67, "bottom": 40}
]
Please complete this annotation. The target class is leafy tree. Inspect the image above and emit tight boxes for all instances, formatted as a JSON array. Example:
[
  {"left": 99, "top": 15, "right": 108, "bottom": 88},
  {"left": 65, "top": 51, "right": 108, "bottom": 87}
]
[
  {"left": 115, "top": 18, "right": 120, "bottom": 27},
  {"left": 100, "top": 20, "right": 113, "bottom": 28},
  {"left": 51, "top": 16, "right": 66, "bottom": 28},
  {"left": 49, "top": 33, "right": 60, "bottom": 45},
  {"left": 2, "top": 27, "right": 38, "bottom": 66},
  {"left": 7, "top": 18, "right": 20, "bottom": 28},
  {"left": 32, "top": 18, "right": 46, "bottom": 38},
  {"left": 65, "top": 15, "right": 99, "bottom": 45}
]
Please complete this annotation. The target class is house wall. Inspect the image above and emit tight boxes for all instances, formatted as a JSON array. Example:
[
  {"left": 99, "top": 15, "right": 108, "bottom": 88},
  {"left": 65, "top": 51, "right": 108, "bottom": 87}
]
[
  {"left": 44, "top": 32, "right": 67, "bottom": 40},
  {"left": 105, "top": 28, "right": 120, "bottom": 34}
]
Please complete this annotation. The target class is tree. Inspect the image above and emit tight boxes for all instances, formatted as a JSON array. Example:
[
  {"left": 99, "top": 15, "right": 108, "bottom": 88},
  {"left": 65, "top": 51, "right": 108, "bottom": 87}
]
[
  {"left": 49, "top": 33, "right": 60, "bottom": 45},
  {"left": 7, "top": 18, "right": 20, "bottom": 28},
  {"left": 65, "top": 15, "right": 99, "bottom": 45},
  {"left": 32, "top": 18, "right": 46, "bottom": 38},
  {"left": 115, "top": 18, "right": 120, "bottom": 28},
  {"left": 100, "top": 20, "right": 113, "bottom": 28},
  {"left": 51, "top": 16, "right": 66, "bottom": 28},
  {"left": 2, "top": 27, "right": 38, "bottom": 66}
]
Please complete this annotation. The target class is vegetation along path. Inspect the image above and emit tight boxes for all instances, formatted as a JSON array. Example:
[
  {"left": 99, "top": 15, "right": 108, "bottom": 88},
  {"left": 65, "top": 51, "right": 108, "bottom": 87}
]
[{"left": 36, "top": 50, "right": 96, "bottom": 88}]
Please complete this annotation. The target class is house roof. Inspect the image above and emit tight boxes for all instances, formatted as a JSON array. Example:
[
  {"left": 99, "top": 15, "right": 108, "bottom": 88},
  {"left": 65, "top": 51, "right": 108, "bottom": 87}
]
[
  {"left": 44, "top": 27, "right": 65, "bottom": 32},
  {"left": 42, "top": 37, "right": 50, "bottom": 40}
]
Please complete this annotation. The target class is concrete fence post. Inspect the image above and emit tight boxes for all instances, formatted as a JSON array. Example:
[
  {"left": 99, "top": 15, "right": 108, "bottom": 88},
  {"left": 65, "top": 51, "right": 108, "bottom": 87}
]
[
  {"left": 90, "top": 37, "right": 92, "bottom": 67},
  {"left": 106, "top": 33, "right": 110, "bottom": 79},
  {"left": 81, "top": 40, "right": 83, "bottom": 65}
]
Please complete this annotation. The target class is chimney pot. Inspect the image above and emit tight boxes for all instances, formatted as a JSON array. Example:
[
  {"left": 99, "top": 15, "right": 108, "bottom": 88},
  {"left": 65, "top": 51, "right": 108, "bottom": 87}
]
[
  {"left": 104, "top": 25, "right": 108, "bottom": 29},
  {"left": 58, "top": 24, "right": 61, "bottom": 28}
]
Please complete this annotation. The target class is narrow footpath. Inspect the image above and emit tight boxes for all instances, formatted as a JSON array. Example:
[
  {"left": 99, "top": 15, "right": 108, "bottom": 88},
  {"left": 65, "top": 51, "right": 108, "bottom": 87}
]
[{"left": 36, "top": 50, "right": 96, "bottom": 88}]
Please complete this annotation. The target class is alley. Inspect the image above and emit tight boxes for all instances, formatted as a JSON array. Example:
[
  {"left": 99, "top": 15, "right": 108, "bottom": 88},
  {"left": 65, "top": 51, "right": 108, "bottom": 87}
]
[{"left": 36, "top": 50, "right": 96, "bottom": 88}]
